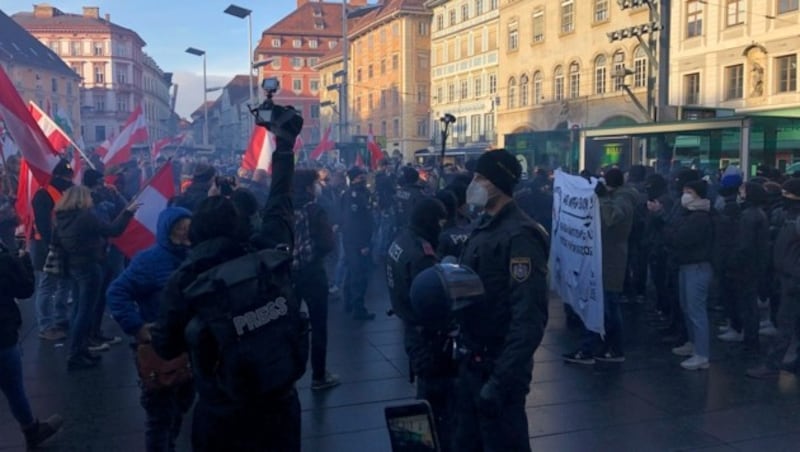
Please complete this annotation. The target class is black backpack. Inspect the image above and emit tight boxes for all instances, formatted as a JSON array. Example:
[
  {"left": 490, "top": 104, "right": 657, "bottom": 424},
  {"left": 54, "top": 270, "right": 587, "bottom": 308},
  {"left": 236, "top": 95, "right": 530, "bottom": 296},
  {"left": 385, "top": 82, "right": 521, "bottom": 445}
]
[
  {"left": 292, "top": 203, "right": 315, "bottom": 271},
  {"left": 182, "top": 248, "right": 309, "bottom": 401}
]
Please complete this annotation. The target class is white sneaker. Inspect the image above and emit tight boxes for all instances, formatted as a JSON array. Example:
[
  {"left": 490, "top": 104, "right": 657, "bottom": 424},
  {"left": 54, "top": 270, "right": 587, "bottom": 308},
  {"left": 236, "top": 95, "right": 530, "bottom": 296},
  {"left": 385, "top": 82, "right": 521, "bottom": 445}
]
[
  {"left": 759, "top": 321, "right": 778, "bottom": 337},
  {"left": 672, "top": 342, "right": 694, "bottom": 357},
  {"left": 718, "top": 323, "right": 731, "bottom": 333},
  {"left": 680, "top": 355, "right": 710, "bottom": 370},
  {"left": 717, "top": 330, "right": 744, "bottom": 342}
]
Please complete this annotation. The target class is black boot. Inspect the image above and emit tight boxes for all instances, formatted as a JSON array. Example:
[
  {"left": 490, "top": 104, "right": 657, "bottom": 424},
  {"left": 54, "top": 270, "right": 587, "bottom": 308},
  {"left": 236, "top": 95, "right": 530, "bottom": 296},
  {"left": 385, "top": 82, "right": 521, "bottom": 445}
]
[{"left": 23, "top": 414, "right": 63, "bottom": 449}]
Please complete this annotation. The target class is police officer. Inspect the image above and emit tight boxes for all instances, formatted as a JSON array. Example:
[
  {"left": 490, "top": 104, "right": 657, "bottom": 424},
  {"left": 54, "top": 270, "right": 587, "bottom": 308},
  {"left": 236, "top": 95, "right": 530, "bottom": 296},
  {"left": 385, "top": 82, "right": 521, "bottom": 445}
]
[
  {"left": 386, "top": 197, "right": 453, "bottom": 450},
  {"left": 341, "top": 167, "right": 376, "bottom": 320},
  {"left": 394, "top": 166, "right": 426, "bottom": 230},
  {"left": 436, "top": 184, "right": 473, "bottom": 259},
  {"left": 454, "top": 149, "right": 549, "bottom": 452}
]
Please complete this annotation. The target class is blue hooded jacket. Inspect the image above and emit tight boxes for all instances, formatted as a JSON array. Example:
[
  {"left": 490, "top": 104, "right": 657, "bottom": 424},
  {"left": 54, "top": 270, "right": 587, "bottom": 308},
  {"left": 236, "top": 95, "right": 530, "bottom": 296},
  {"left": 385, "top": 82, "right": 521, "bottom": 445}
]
[{"left": 107, "top": 207, "right": 192, "bottom": 336}]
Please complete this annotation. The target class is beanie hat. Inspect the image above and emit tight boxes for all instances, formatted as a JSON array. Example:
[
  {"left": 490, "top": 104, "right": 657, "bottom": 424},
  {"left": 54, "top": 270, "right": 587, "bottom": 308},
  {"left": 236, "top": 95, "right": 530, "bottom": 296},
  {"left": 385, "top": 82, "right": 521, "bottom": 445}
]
[
  {"left": 475, "top": 149, "right": 522, "bottom": 196},
  {"left": 604, "top": 168, "right": 624, "bottom": 188},
  {"left": 52, "top": 159, "right": 74, "bottom": 178},
  {"left": 720, "top": 166, "right": 743, "bottom": 190},
  {"left": 674, "top": 168, "right": 700, "bottom": 190},
  {"left": 189, "top": 196, "right": 238, "bottom": 243},
  {"left": 192, "top": 163, "right": 216, "bottom": 184},
  {"left": 684, "top": 179, "right": 708, "bottom": 199},
  {"left": 782, "top": 178, "right": 800, "bottom": 200},
  {"left": 743, "top": 181, "right": 767, "bottom": 206},
  {"left": 82, "top": 169, "right": 104, "bottom": 188},
  {"left": 399, "top": 166, "right": 419, "bottom": 185},
  {"left": 347, "top": 166, "right": 366, "bottom": 181},
  {"left": 644, "top": 174, "right": 668, "bottom": 200}
]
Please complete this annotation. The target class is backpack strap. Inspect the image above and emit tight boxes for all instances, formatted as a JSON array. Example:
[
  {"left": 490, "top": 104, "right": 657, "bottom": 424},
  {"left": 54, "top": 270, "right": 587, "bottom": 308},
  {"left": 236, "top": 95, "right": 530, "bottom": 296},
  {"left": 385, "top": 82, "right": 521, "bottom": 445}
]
[{"left": 182, "top": 249, "right": 291, "bottom": 299}]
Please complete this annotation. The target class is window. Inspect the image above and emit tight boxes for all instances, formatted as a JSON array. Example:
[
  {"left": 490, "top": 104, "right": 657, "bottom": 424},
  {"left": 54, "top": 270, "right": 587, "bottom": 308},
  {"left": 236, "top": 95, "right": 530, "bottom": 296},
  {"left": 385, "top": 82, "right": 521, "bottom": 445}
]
[
  {"left": 368, "top": 65, "right": 374, "bottom": 78},
  {"left": 380, "top": 90, "right": 387, "bottom": 108},
  {"left": 634, "top": 47, "right": 647, "bottom": 88},
  {"left": 66, "top": 81, "right": 73, "bottom": 96},
  {"left": 724, "top": 64, "right": 744, "bottom": 100},
  {"left": 380, "top": 28, "right": 387, "bottom": 43},
  {"left": 49, "top": 41, "right": 60, "bottom": 54},
  {"left": 308, "top": 57, "right": 319, "bottom": 67},
  {"left": 519, "top": 74, "right": 530, "bottom": 106},
  {"left": 594, "top": 55, "right": 606, "bottom": 94},
  {"left": 417, "top": 119, "right": 428, "bottom": 137},
  {"left": 418, "top": 54, "right": 429, "bottom": 69},
  {"left": 368, "top": 93, "right": 374, "bottom": 108},
  {"left": 381, "top": 59, "right": 387, "bottom": 74},
  {"left": 381, "top": 121, "right": 387, "bottom": 137},
  {"left": 271, "top": 59, "right": 281, "bottom": 69},
  {"left": 95, "top": 125, "right": 106, "bottom": 141},
  {"left": 417, "top": 85, "right": 427, "bottom": 104},
  {"left": 356, "top": 96, "right": 362, "bottom": 112},
  {"left": 490, "top": 0, "right": 498, "bottom": 10},
  {"left": 392, "top": 54, "right": 399, "bottom": 70},
  {"left": 474, "top": 76, "right": 482, "bottom": 97},
  {"left": 684, "top": 72, "right": 700, "bottom": 104},
  {"left": 117, "top": 97, "right": 129, "bottom": 113},
  {"left": 613, "top": 51, "right": 625, "bottom": 91},
  {"left": 292, "top": 57, "right": 303, "bottom": 68},
  {"left": 309, "top": 39, "right": 319, "bottom": 48},
  {"left": 561, "top": 0, "right": 575, "bottom": 34},
  {"left": 94, "top": 64, "right": 104, "bottom": 84},
  {"left": 329, "top": 41, "right": 337, "bottom": 49},
  {"left": 93, "top": 42, "right": 104, "bottom": 56},
  {"left": 436, "top": 86, "right": 443, "bottom": 104},
  {"left": 532, "top": 11, "right": 544, "bottom": 43},
  {"left": 51, "top": 78, "right": 58, "bottom": 93},
  {"left": 272, "top": 38, "right": 281, "bottom": 47},
  {"left": 471, "top": 115, "right": 481, "bottom": 140},
  {"left": 687, "top": 0, "right": 703, "bottom": 38},
  {"left": 456, "top": 117, "right": 467, "bottom": 142},
  {"left": 475, "top": 0, "right": 484, "bottom": 15},
  {"left": 393, "top": 118, "right": 400, "bottom": 137},
  {"left": 357, "top": 69, "right": 362, "bottom": 82},
  {"left": 776, "top": 54, "right": 797, "bottom": 93},
  {"left": 484, "top": 113, "right": 494, "bottom": 139},
  {"left": 419, "top": 21, "right": 429, "bottom": 36},
  {"left": 310, "top": 80, "right": 320, "bottom": 92},
  {"left": 449, "top": 10, "right": 457, "bottom": 26},
  {"left": 70, "top": 41, "right": 81, "bottom": 56},
  {"left": 554, "top": 66, "right": 565, "bottom": 100},
  {"left": 292, "top": 79, "right": 302, "bottom": 92},
  {"left": 95, "top": 96, "right": 105, "bottom": 112},
  {"left": 569, "top": 62, "right": 580, "bottom": 98},
  {"left": 533, "top": 71, "right": 543, "bottom": 104},
  {"left": 778, "top": 0, "right": 799, "bottom": 14},
  {"left": 489, "top": 74, "right": 497, "bottom": 94},
  {"left": 595, "top": 0, "right": 609, "bottom": 22},
  {"left": 508, "top": 77, "right": 517, "bottom": 109},
  {"left": 460, "top": 80, "right": 468, "bottom": 99},
  {"left": 437, "top": 14, "right": 444, "bottom": 30},
  {"left": 448, "top": 83, "right": 455, "bottom": 102},
  {"left": 508, "top": 26, "right": 519, "bottom": 51},
  {"left": 293, "top": 39, "right": 302, "bottom": 48},
  {"left": 462, "top": 4, "right": 470, "bottom": 21},
  {"left": 724, "top": 0, "right": 745, "bottom": 26}
]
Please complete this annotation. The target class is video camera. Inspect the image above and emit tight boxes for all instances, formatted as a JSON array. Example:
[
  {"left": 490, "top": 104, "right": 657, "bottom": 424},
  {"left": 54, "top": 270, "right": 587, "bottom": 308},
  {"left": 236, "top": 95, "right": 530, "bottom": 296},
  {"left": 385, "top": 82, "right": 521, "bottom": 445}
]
[{"left": 249, "top": 77, "right": 304, "bottom": 140}]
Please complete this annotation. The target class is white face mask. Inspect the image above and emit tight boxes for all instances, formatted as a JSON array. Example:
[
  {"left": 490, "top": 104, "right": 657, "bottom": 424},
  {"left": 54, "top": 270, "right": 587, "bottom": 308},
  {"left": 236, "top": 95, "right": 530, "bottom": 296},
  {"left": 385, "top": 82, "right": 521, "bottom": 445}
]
[
  {"left": 313, "top": 183, "right": 322, "bottom": 198},
  {"left": 466, "top": 181, "right": 489, "bottom": 208},
  {"left": 681, "top": 193, "right": 695, "bottom": 208}
]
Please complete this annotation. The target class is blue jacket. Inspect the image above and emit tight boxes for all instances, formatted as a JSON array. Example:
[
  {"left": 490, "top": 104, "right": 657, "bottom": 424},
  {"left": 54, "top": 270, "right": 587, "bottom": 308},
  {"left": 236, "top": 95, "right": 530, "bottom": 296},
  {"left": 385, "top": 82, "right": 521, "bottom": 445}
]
[{"left": 106, "top": 207, "right": 192, "bottom": 336}]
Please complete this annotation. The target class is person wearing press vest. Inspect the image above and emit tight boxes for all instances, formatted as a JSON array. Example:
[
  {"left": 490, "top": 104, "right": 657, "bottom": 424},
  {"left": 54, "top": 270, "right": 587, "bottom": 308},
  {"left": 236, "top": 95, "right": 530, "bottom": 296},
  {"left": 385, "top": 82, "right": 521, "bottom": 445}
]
[
  {"left": 31, "top": 159, "right": 73, "bottom": 342},
  {"left": 454, "top": 150, "right": 549, "bottom": 452}
]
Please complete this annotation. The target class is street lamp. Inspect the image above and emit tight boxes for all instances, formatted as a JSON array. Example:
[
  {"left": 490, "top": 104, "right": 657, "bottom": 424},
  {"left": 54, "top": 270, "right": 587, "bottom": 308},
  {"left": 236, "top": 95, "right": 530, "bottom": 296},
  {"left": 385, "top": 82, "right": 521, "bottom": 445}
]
[
  {"left": 224, "top": 4, "right": 255, "bottom": 107},
  {"left": 439, "top": 113, "right": 456, "bottom": 188},
  {"left": 185, "top": 47, "right": 208, "bottom": 146}
]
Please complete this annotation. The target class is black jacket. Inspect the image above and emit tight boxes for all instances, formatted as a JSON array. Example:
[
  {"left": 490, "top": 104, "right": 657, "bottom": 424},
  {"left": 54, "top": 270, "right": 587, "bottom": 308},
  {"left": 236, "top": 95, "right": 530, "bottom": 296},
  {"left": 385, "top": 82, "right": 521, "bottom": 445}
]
[
  {"left": 173, "top": 181, "right": 211, "bottom": 212},
  {"left": 0, "top": 246, "right": 35, "bottom": 347},
  {"left": 772, "top": 201, "right": 800, "bottom": 281},
  {"left": 730, "top": 203, "right": 769, "bottom": 277},
  {"left": 31, "top": 178, "right": 73, "bottom": 269},
  {"left": 437, "top": 215, "right": 473, "bottom": 259},
  {"left": 394, "top": 184, "right": 425, "bottom": 229},
  {"left": 294, "top": 192, "right": 336, "bottom": 265},
  {"left": 54, "top": 208, "right": 133, "bottom": 267},
  {"left": 340, "top": 184, "right": 373, "bottom": 251},
  {"left": 643, "top": 192, "right": 675, "bottom": 256},
  {"left": 458, "top": 202, "right": 549, "bottom": 396},
  {"left": 374, "top": 172, "right": 396, "bottom": 212},
  {"left": 668, "top": 208, "right": 714, "bottom": 266}
]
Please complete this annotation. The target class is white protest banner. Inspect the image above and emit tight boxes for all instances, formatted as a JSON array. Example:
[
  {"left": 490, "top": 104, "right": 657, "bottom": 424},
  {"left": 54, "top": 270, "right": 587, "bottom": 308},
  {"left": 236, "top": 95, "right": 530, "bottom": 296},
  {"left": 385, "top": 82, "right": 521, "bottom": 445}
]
[{"left": 549, "top": 170, "right": 604, "bottom": 335}]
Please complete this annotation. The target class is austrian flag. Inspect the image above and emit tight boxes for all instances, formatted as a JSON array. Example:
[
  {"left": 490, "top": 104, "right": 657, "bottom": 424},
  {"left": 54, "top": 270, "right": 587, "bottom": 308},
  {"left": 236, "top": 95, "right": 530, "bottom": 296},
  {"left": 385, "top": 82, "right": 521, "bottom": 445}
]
[{"left": 111, "top": 161, "right": 175, "bottom": 258}]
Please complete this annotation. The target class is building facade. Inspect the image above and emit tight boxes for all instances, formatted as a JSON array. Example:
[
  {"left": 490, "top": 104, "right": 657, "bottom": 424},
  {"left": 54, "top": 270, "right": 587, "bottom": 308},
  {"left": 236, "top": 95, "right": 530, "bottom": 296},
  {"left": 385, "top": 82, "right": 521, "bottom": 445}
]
[
  {"left": 13, "top": 5, "right": 156, "bottom": 149},
  {"left": 347, "top": 0, "right": 433, "bottom": 160},
  {"left": 142, "top": 53, "right": 175, "bottom": 142},
  {"left": 427, "top": 0, "right": 500, "bottom": 152},
  {"left": 669, "top": 0, "right": 800, "bottom": 115},
  {"left": 497, "top": 0, "right": 655, "bottom": 154},
  {"left": 0, "top": 10, "right": 82, "bottom": 140}
]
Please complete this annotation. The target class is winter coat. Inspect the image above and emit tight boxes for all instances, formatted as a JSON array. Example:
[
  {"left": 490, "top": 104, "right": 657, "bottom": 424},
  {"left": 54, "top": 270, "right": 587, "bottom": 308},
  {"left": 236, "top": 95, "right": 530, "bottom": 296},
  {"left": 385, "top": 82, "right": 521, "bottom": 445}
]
[
  {"left": 668, "top": 208, "right": 714, "bottom": 266},
  {"left": 643, "top": 192, "right": 675, "bottom": 256},
  {"left": 106, "top": 207, "right": 192, "bottom": 336},
  {"left": 729, "top": 203, "right": 769, "bottom": 278},
  {"left": 30, "top": 178, "right": 73, "bottom": 269},
  {"left": 294, "top": 191, "right": 336, "bottom": 266},
  {"left": 599, "top": 186, "right": 637, "bottom": 293},
  {"left": 0, "top": 244, "right": 35, "bottom": 347},
  {"left": 54, "top": 207, "right": 133, "bottom": 267}
]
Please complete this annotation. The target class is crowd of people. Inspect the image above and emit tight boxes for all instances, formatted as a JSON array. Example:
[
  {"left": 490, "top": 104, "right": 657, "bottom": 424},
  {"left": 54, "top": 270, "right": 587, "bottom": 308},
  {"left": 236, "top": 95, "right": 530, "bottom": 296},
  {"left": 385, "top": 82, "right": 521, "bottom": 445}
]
[{"left": 1, "top": 117, "right": 800, "bottom": 451}]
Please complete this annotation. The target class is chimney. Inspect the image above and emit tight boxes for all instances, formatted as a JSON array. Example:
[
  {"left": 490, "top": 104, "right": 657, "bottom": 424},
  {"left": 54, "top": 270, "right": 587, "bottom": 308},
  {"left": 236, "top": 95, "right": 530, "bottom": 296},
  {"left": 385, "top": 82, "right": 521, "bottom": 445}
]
[
  {"left": 105, "top": 13, "right": 110, "bottom": 22},
  {"left": 82, "top": 6, "right": 100, "bottom": 19},
  {"left": 348, "top": 0, "right": 368, "bottom": 6},
  {"left": 34, "top": 4, "right": 60, "bottom": 18}
]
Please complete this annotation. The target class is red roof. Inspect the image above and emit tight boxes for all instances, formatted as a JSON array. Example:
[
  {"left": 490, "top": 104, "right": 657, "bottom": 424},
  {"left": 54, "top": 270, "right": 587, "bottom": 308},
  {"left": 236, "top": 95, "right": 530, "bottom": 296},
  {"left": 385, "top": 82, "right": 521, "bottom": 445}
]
[
  {"left": 256, "top": 2, "right": 347, "bottom": 57},
  {"left": 349, "top": 0, "right": 429, "bottom": 39},
  {"left": 12, "top": 7, "right": 145, "bottom": 47}
]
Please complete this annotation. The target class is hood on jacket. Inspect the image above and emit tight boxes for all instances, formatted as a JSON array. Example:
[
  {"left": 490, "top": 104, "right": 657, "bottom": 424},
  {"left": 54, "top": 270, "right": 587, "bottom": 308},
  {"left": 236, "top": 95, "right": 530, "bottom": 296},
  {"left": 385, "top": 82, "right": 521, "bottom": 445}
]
[{"left": 156, "top": 207, "right": 192, "bottom": 250}]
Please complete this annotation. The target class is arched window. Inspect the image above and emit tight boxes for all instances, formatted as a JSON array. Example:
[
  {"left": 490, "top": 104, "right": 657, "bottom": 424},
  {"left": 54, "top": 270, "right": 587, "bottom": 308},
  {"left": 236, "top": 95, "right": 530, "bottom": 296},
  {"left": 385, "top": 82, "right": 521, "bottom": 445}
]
[
  {"left": 594, "top": 55, "right": 607, "bottom": 94},
  {"left": 613, "top": 50, "right": 625, "bottom": 91},
  {"left": 634, "top": 46, "right": 647, "bottom": 88},
  {"left": 533, "top": 71, "right": 543, "bottom": 104},
  {"left": 554, "top": 66, "right": 564, "bottom": 101},
  {"left": 508, "top": 77, "right": 517, "bottom": 109},
  {"left": 520, "top": 74, "right": 530, "bottom": 106},
  {"left": 569, "top": 62, "right": 580, "bottom": 98}
]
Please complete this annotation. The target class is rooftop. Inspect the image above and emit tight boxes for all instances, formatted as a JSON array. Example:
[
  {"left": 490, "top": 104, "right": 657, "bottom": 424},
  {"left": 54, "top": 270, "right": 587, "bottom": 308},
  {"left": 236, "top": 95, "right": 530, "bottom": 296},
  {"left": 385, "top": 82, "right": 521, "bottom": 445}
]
[
  {"left": 12, "top": 5, "right": 146, "bottom": 48},
  {"left": 0, "top": 9, "right": 79, "bottom": 79}
]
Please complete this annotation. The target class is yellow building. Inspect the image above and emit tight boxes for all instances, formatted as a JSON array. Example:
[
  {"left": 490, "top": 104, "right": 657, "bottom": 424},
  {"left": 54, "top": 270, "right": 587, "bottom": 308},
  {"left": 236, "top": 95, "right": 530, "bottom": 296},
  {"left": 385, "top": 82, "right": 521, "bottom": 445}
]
[
  {"left": 0, "top": 9, "right": 82, "bottom": 138},
  {"left": 669, "top": 0, "right": 800, "bottom": 114},
  {"left": 427, "top": 0, "right": 500, "bottom": 152},
  {"left": 347, "top": 0, "right": 433, "bottom": 161},
  {"left": 497, "top": 0, "right": 655, "bottom": 159}
]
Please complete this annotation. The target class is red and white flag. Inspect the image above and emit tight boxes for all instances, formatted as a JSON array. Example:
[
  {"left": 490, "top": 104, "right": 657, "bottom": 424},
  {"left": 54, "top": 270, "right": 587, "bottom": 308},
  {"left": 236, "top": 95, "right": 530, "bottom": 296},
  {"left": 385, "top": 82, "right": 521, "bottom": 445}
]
[
  {"left": 102, "top": 105, "right": 148, "bottom": 167},
  {"left": 309, "top": 125, "right": 334, "bottom": 160},
  {"left": 241, "top": 126, "right": 276, "bottom": 174},
  {"left": 111, "top": 161, "right": 176, "bottom": 258},
  {"left": 95, "top": 137, "right": 111, "bottom": 158},
  {"left": 29, "top": 101, "right": 71, "bottom": 153},
  {"left": 0, "top": 66, "right": 61, "bottom": 186},
  {"left": 71, "top": 153, "right": 84, "bottom": 185},
  {"left": 151, "top": 132, "right": 186, "bottom": 159},
  {"left": 367, "top": 130, "right": 383, "bottom": 170},
  {"left": 15, "top": 159, "right": 37, "bottom": 239}
]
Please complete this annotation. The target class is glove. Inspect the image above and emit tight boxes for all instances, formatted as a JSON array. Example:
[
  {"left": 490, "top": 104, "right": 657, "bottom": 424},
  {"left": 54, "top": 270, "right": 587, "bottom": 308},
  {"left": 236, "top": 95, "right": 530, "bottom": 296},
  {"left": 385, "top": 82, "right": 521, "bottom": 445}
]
[
  {"left": 477, "top": 380, "right": 503, "bottom": 419},
  {"left": 594, "top": 182, "right": 608, "bottom": 197}
]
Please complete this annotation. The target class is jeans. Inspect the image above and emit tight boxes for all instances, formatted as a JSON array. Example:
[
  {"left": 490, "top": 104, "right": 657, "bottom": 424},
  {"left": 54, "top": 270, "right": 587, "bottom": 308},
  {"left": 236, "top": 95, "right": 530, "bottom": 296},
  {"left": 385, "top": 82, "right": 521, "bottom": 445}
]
[
  {"left": 295, "top": 265, "right": 329, "bottom": 380},
  {"left": 68, "top": 262, "right": 103, "bottom": 359},
  {"left": 344, "top": 249, "right": 370, "bottom": 314},
  {"left": 92, "top": 248, "right": 125, "bottom": 338},
  {"left": 191, "top": 389, "right": 300, "bottom": 452},
  {"left": 580, "top": 291, "right": 624, "bottom": 355},
  {"left": 333, "top": 231, "right": 347, "bottom": 290},
  {"left": 140, "top": 382, "right": 195, "bottom": 452},
  {"left": 0, "top": 345, "right": 35, "bottom": 426},
  {"left": 679, "top": 262, "right": 712, "bottom": 358},
  {"left": 33, "top": 270, "right": 71, "bottom": 333}
]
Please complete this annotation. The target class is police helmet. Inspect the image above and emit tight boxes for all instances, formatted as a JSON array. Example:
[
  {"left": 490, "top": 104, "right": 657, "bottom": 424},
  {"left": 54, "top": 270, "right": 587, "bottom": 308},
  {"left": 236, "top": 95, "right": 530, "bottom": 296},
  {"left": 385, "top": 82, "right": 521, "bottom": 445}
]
[{"left": 409, "top": 263, "right": 485, "bottom": 330}]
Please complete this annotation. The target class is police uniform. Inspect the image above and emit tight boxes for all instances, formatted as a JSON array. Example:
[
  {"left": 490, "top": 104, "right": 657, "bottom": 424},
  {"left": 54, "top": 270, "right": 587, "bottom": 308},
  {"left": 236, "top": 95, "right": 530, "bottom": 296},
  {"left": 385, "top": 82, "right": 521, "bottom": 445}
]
[
  {"left": 437, "top": 215, "right": 473, "bottom": 259},
  {"left": 454, "top": 151, "right": 549, "bottom": 452},
  {"left": 394, "top": 183, "right": 425, "bottom": 230},
  {"left": 340, "top": 171, "right": 375, "bottom": 318}
]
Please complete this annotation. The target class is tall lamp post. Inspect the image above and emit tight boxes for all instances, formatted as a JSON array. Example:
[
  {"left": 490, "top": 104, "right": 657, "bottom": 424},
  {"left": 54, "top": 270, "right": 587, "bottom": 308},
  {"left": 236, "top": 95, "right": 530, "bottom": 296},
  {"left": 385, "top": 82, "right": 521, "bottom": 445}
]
[
  {"left": 439, "top": 113, "right": 456, "bottom": 188},
  {"left": 185, "top": 47, "right": 207, "bottom": 146},
  {"left": 224, "top": 4, "right": 255, "bottom": 107}
]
